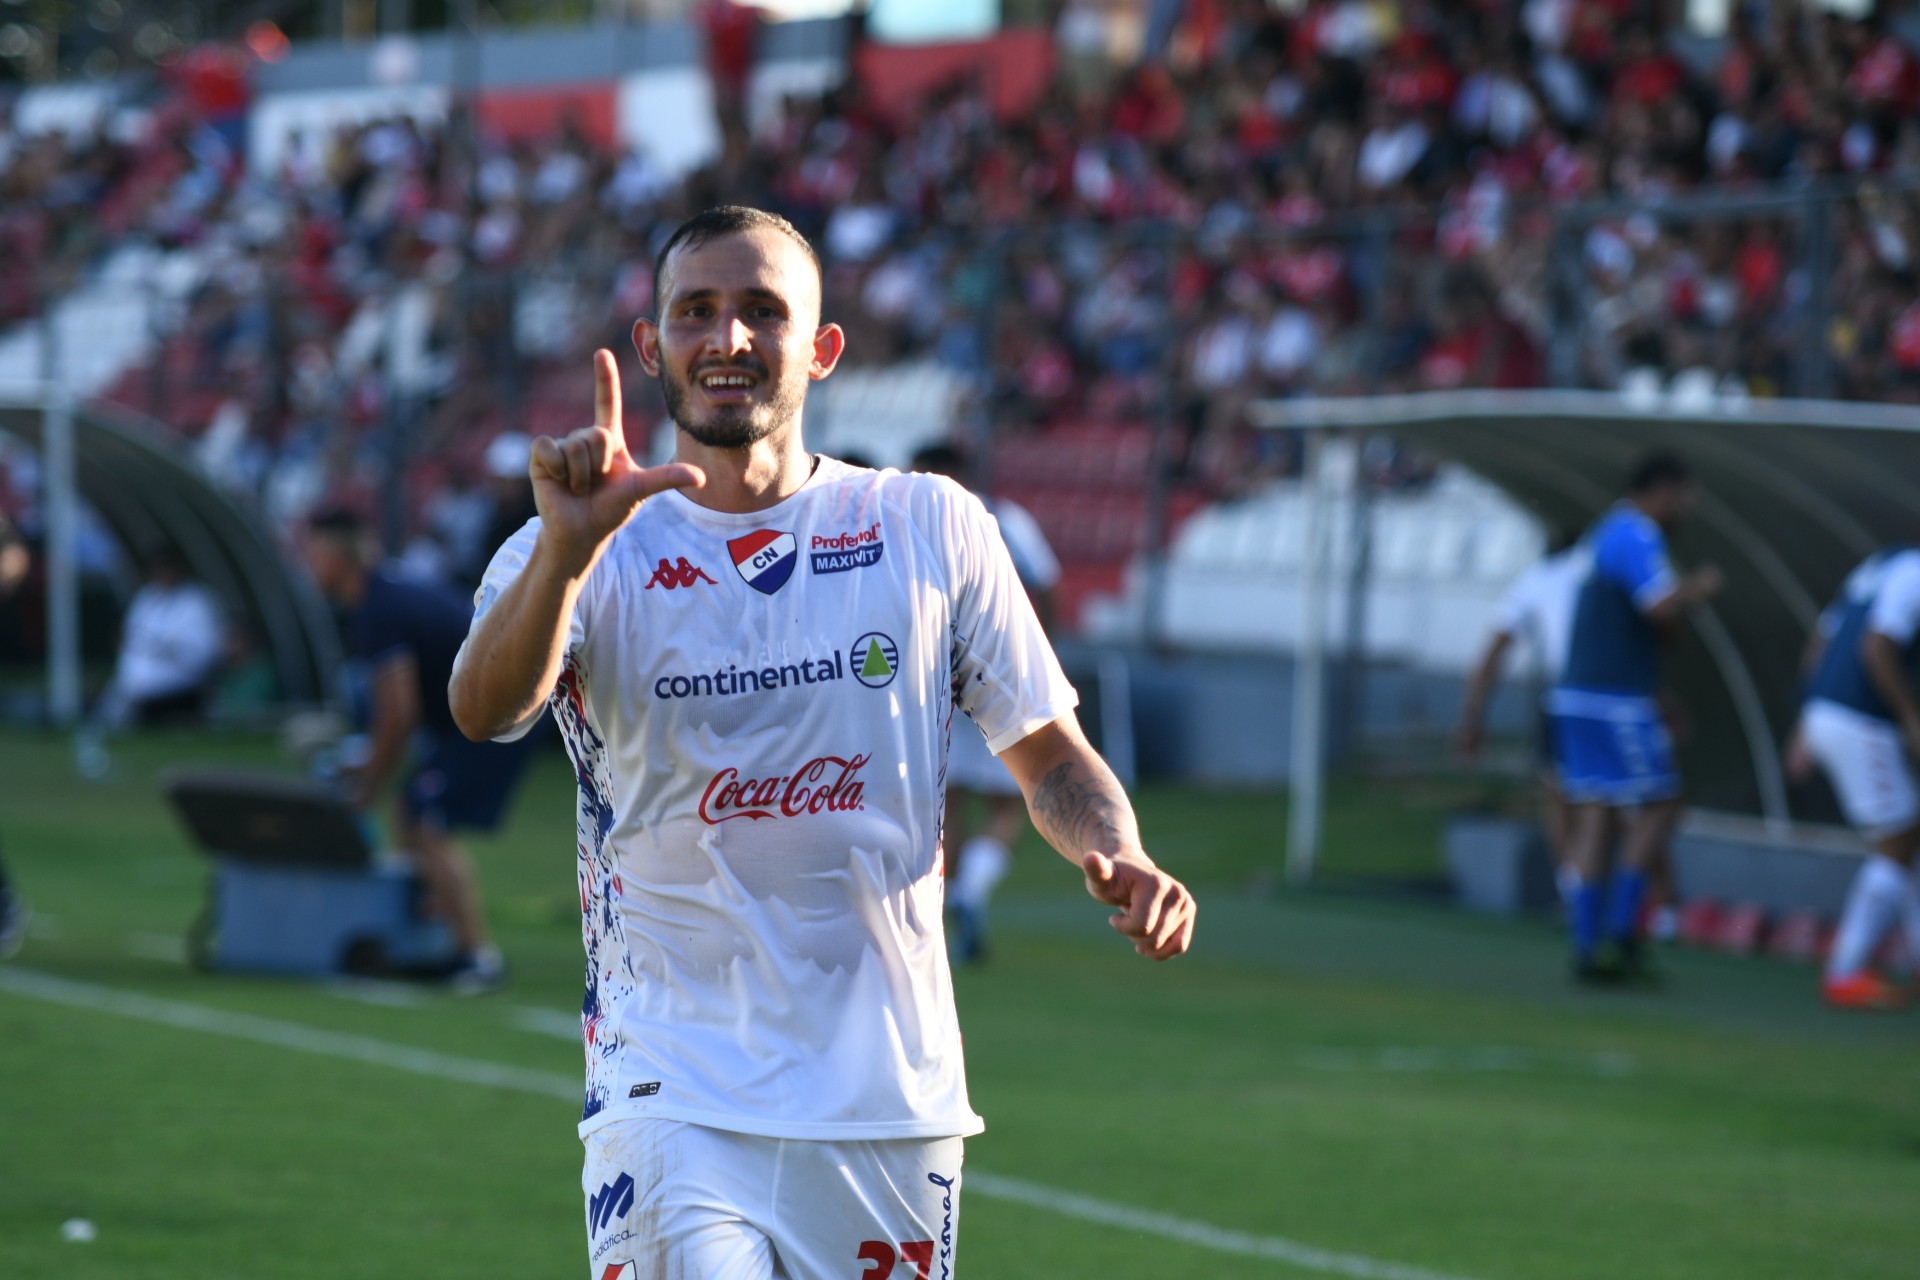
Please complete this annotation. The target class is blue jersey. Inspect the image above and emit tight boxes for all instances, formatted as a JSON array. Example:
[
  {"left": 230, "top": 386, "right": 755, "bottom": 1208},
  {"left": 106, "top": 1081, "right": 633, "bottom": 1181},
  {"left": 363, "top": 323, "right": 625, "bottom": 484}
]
[
  {"left": 1805, "top": 547, "right": 1920, "bottom": 724},
  {"left": 1558, "top": 506, "right": 1677, "bottom": 697}
]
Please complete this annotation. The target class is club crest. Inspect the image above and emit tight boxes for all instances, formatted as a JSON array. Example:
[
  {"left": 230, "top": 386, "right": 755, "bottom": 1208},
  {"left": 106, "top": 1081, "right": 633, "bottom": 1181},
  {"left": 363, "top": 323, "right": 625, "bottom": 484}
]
[{"left": 728, "top": 530, "right": 798, "bottom": 595}]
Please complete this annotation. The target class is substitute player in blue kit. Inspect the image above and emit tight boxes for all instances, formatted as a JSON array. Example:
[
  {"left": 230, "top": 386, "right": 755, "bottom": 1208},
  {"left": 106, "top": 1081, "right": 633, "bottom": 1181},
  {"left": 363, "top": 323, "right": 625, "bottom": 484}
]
[
  {"left": 449, "top": 206, "right": 1194, "bottom": 1278},
  {"left": 1550, "top": 455, "right": 1722, "bottom": 982},
  {"left": 1788, "top": 545, "right": 1920, "bottom": 1010}
]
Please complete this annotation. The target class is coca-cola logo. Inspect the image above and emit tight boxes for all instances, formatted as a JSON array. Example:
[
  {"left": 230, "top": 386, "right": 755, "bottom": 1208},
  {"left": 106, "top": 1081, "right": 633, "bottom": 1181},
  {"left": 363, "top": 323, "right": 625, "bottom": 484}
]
[{"left": 697, "top": 753, "right": 871, "bottom": 824}]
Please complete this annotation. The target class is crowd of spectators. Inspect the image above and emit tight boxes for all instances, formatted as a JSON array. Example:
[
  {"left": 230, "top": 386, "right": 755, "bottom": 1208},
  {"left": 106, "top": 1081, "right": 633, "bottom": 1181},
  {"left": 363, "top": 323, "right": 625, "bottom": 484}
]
[{"left": 2, "top": 0, "right": 1919, "bottom": 536}]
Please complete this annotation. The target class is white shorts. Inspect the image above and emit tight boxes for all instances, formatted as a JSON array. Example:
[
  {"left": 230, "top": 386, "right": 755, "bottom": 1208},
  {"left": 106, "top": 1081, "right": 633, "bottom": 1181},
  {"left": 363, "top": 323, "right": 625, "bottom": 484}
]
[
  {"left": 947, "top": 718, "right": 1020, "bottom": 796},
  {"left": 1803, "top": 698, "right": 1920, "bottom": 838},
  {"left": 583, "top": 1118, "right": 964, "bottom": 1280}
]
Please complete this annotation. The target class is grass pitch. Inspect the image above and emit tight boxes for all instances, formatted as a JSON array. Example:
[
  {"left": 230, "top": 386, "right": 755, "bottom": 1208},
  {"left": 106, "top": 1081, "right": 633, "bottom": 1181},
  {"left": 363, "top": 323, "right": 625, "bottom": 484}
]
[{"left": 3, "top": 726, "right": 1919, "bottom": 1280}]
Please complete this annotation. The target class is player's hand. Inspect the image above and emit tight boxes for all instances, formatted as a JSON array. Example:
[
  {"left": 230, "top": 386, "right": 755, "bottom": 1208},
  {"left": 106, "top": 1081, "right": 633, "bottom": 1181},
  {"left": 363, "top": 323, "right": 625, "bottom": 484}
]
[
  {"left": 529, "top": 349, "right": 704, "bottom": 569},
  {"left": 1082, "top": 852, "right": 1195, "bottom": 960}
]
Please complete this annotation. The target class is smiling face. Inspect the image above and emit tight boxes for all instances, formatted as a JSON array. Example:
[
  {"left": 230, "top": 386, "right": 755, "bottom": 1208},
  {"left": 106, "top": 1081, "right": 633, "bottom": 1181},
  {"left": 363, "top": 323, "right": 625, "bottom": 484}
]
[{"left": 636, "top": 227, "right": 843, "bottom": 451}]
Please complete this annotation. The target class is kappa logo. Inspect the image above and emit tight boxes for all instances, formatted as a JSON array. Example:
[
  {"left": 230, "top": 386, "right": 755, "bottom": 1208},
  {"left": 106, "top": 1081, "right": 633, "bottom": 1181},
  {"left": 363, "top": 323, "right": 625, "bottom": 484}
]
[
  {"left": 849, "top": 632, "right": 899, "bottom": 689},
  {"left": 728, "top": 529, "right": 798, "bottom": 594},
  {"left": 644, "top": 556, "right": 717, "bottom": 590},
  {"left": 588, "top": 1173, "right": 636, "bottom": 1238},
  {"left": 811, "top": 522, "right": 885, "bottom": 575}
]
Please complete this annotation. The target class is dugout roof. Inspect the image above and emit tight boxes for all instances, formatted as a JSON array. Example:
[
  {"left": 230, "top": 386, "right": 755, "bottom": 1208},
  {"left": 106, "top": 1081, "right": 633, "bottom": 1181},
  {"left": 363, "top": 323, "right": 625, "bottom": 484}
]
[
  {"left": 0, "top": 395, "right": 339, "bottom": 705},
  {"left": 1254, "top": 389, "right": 1920, "bottom": 826}
]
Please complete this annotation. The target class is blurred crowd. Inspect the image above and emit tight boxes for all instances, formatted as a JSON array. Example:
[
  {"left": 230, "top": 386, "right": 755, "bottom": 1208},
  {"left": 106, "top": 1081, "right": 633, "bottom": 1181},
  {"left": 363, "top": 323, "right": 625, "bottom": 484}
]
[{"left": 1, "top": 0, "right": 1918, "bottom": 540}]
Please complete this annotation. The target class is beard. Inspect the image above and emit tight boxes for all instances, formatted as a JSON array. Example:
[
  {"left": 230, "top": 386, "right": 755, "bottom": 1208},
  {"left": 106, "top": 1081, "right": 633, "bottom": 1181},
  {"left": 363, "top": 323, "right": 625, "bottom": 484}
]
[{"left": 661, "top": 357, "right": 808, "bottom": 450}]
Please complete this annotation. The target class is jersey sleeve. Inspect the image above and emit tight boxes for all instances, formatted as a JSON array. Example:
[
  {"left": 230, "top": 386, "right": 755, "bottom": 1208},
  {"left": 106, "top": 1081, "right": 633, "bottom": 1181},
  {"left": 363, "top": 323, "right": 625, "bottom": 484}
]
[
  {"left": 471, "top": 516, "right": 585, "bottom": 742},
  {"left": 1597, "top": 514, "right": 1677, "bottom": 613},
  {"left": 938, "top": 482, "right": 1078, "bottom": 753},
  {"left": 1867, "top": 553, "right": 1920, "bottom": 645}
]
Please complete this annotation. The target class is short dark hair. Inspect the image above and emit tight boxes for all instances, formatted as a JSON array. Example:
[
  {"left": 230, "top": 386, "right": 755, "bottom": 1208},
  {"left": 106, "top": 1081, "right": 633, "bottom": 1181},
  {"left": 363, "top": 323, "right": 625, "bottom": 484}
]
[
  {"left": 1627, "top": 452, "right": 1692, "bottom": 495},
  {"left": 308, "top": 504, "right": 368, "bottom": 539},
  {"left": 652, "top": 206, "right": 822, "bottom": 314},
  {"left": 307, "top": 504, "right": 377, "bottom": 564}
]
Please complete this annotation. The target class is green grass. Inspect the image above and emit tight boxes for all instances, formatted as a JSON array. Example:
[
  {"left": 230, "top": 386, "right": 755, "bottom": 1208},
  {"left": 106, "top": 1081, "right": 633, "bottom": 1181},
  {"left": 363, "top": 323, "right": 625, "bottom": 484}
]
[{"left": 3, "top": 727, "right": 1918, "bottom": 1279}]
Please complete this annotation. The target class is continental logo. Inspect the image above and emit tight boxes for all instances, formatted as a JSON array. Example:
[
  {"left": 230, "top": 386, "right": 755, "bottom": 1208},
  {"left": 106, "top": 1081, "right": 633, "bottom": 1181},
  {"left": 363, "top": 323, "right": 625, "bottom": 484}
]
[
  {"left": 653, "top": 632, "right": 898, "bottom": 700},
  {"left": 811, "top": 522, "right": 884, "bottom": 574}
]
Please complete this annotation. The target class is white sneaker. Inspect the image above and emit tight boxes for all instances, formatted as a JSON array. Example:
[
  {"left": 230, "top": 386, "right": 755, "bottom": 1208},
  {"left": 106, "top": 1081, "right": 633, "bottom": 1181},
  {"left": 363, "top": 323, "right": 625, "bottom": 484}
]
[{"left": 448, "top": 945, "right": 506, "bottom": 996}]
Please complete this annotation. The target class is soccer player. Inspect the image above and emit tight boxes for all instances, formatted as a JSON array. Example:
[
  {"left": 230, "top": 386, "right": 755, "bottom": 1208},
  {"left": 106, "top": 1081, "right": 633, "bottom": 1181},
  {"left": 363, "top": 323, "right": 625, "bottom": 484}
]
[
  {"left": 1453, "top": 529, "right": 1589, "bottom": 874},
  {"left": 1788, "top": 545, "right": 1920, "bottom": 1010},
  {"left": 910, "top": 441, "right": 1062, "bottom": 964},
  {"left": 305, "top": 507, "right": 533, "bottom": 991},
  {"left": 449, "top": 206, "right": 1195, "bottom": 1278},
  {"left": 1549, "top": 454, "right": 1721, "bottom": 982}
]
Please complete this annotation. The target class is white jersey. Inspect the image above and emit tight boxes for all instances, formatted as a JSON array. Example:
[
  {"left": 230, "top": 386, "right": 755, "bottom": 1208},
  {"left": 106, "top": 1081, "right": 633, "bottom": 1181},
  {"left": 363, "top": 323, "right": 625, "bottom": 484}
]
[
  {"left": 1492, "top": 545, "right": 1591, "bottom": 683},
  {"left": 475, "top": 458, "right": 1076, "bottom": 1142},
  {"left": 113, "top": 581, "right": 224, "bottom": 701}
]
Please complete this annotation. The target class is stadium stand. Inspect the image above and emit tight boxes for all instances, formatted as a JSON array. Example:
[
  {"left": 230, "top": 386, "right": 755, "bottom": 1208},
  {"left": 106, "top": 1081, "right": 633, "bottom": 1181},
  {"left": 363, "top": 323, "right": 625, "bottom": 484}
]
[{"left": 4, "top": 0, "right": 1920, "bottom": 634}]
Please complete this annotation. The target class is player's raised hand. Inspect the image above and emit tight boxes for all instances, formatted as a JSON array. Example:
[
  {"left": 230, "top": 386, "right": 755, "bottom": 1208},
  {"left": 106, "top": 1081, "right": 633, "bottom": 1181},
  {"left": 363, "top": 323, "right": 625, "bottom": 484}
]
[
  {"left": 1082, "top": 851, "right": 1195, "bottom": 960},
  {"left": 529, "top": 349, "right": 704, "bottom": 567}
]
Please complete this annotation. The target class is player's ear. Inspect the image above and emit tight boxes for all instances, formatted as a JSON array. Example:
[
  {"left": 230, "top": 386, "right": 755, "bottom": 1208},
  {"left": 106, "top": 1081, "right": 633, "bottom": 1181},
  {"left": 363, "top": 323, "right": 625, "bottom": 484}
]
[
  {"left": 809, "top": 323, "right": 846, "bottom": 381},
  {"left": 633, "top": 317, "right": 662, "bottom": 377}
]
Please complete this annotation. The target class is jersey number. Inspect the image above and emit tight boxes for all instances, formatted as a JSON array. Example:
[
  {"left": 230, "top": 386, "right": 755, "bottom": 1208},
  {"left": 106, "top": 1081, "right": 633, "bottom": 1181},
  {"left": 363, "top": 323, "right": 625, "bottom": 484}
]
[{"left": 856, "top": 1239, "right": 935, "bottom": 1279}]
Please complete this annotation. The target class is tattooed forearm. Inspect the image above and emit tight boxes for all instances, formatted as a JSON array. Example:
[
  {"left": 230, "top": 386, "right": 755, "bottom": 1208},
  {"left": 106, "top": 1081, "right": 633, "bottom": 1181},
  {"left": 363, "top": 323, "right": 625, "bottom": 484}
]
[{"left": 1030, "top": 759, "right": 1138, "bottom": 857}]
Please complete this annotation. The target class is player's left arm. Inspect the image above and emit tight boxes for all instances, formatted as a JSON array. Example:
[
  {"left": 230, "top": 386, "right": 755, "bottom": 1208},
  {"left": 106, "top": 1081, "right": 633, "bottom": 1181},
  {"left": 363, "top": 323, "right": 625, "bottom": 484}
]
[{"left": 999, "top": 711, "right": 1195, "bottom": 960}]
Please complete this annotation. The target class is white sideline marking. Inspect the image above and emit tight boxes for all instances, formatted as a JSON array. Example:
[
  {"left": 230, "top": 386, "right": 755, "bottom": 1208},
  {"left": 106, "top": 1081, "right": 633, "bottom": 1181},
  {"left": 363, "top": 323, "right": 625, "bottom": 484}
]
[
  {"left": 1297, "top": 1046, "right": 1636, "bottom": 1077},
  {"left": 0, "top": 966, "right": 576, "bottom": 1101},
  {"left": 967, "top": 1172, "right": 1483, "bottom": 1280},
  {"left": 0, "top": 967, "right": 1488, "bottom": 1280}
]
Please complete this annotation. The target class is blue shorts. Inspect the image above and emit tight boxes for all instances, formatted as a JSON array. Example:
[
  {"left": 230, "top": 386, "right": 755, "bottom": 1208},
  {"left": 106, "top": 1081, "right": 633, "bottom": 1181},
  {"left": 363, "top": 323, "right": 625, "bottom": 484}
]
[
  {"left": 1546, "top": 689, "right": 1680, "bottom": 806},
  {"left": 403, "top": 729, "right": 535, "bottom": 833}
]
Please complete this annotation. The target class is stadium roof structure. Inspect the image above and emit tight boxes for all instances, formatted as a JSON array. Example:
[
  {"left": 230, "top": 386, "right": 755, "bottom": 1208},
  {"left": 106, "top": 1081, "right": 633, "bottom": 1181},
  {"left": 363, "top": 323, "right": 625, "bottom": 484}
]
[
  {"left": 0, "top": 392, "right": 339, "bottom": 710},
  {"left": 1253, "top": 389, "right": 1920, "bottom": 831}
]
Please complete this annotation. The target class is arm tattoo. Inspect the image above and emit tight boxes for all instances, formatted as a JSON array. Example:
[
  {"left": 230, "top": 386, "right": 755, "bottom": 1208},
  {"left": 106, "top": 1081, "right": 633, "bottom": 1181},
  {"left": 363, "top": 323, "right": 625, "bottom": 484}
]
[{"left": 1031, "top": 760, "right": 1133, "bottom": 856}]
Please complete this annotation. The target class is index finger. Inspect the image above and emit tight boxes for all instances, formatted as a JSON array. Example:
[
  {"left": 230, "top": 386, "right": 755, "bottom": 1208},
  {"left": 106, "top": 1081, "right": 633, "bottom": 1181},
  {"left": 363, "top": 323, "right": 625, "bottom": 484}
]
[{"left": 595, "top": 349, "right": 624, "bottom": 449}]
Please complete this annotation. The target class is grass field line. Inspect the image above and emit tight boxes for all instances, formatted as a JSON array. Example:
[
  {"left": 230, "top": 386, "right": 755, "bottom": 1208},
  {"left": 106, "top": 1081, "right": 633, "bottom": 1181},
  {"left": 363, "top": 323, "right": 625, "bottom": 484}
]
[
  {"left": 0, "top": 966, "right": 1489, "bottom": 1280},
  {"left": 967, "top": 1173, "right": 1484, "bottom": 1280},
  {"left": 0, "top": 965, "right": 580, "bottom": 1101}
]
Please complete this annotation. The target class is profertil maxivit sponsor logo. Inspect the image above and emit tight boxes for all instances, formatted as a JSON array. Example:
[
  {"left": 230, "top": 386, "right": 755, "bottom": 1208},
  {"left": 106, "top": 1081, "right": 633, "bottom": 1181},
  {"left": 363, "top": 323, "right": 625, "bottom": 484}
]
[
  {"left": 811, "top": 522, "right": 884, "bottom": 574},
  {"left": 697, "top": 753, "right": 871, "bottom": 824}
]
